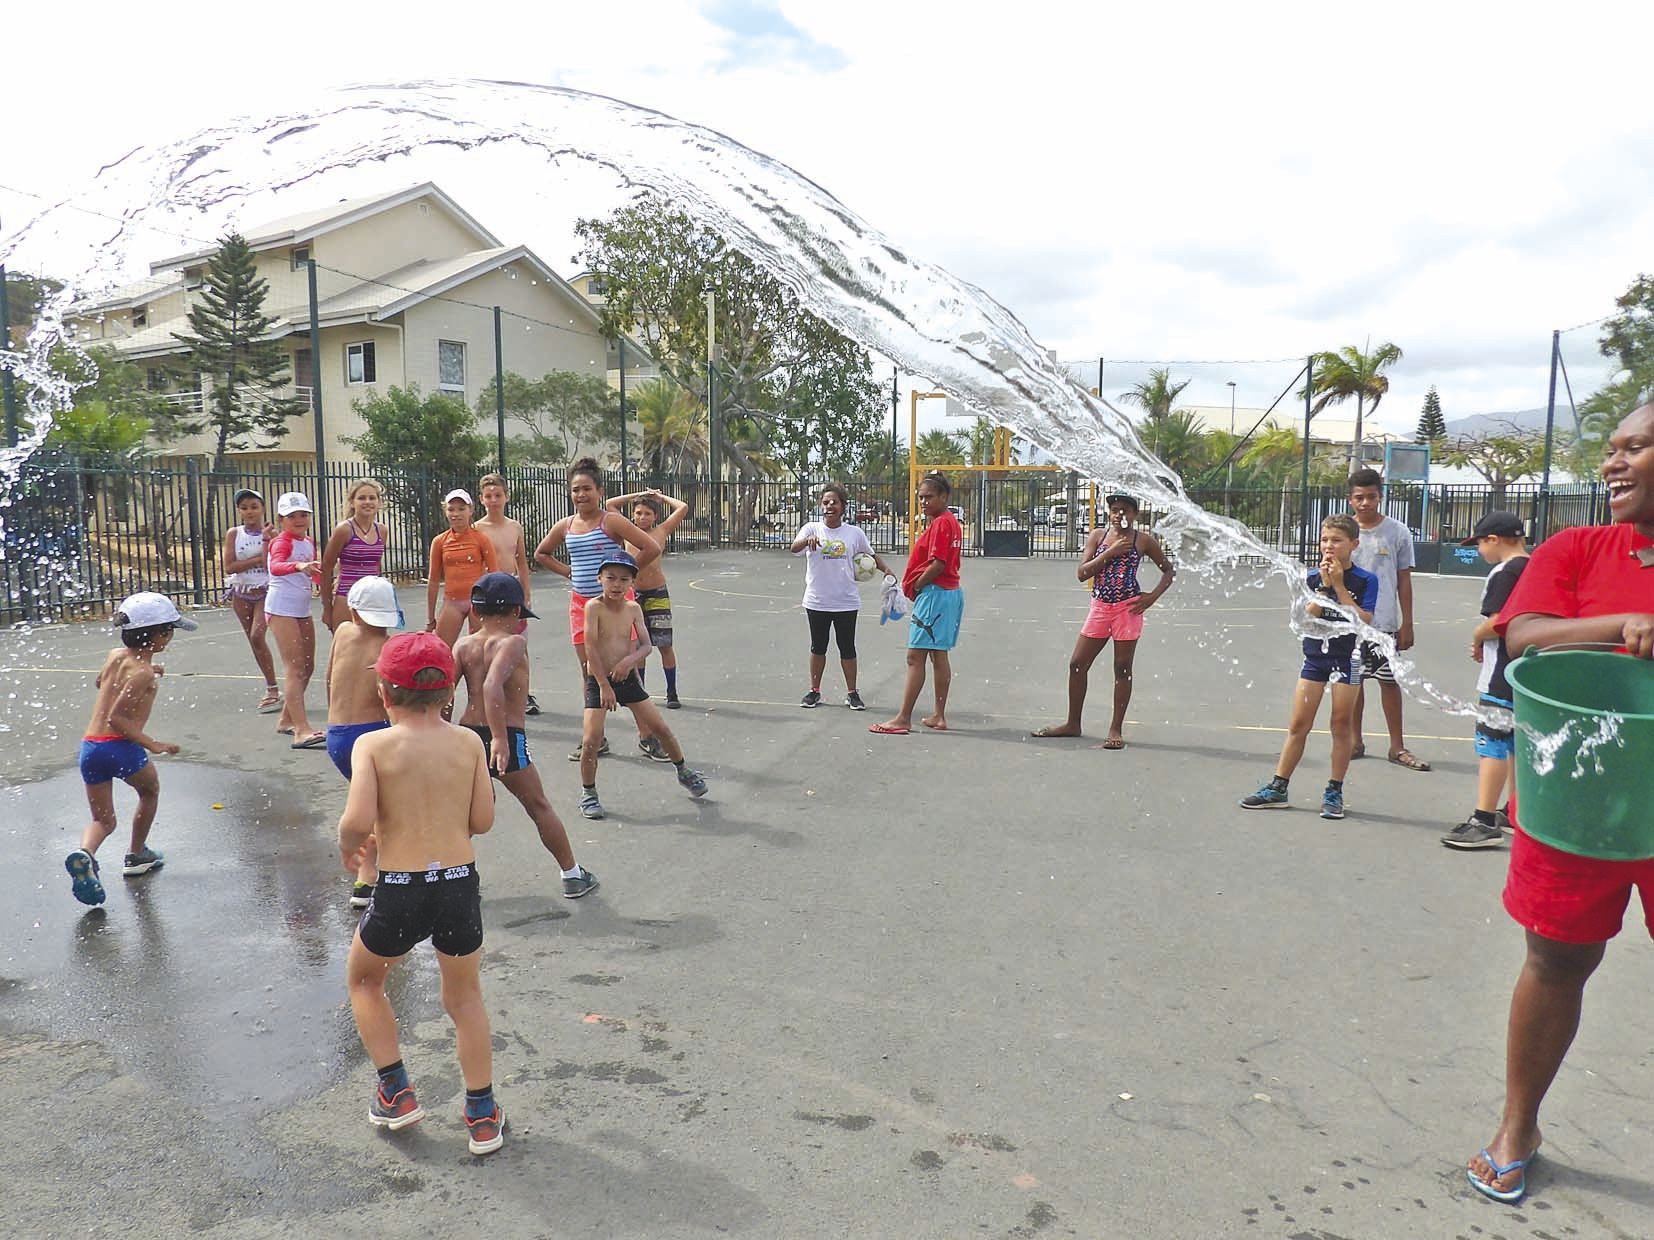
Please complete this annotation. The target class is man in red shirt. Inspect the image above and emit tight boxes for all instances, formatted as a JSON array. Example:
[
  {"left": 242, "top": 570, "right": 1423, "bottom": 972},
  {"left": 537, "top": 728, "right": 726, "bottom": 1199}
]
[
  {"left": 872, "top": 472, "right": 964, "bottom": 735},
  {"left": 1468, "top": 403, "right": 1654, "bottom": 1204}
]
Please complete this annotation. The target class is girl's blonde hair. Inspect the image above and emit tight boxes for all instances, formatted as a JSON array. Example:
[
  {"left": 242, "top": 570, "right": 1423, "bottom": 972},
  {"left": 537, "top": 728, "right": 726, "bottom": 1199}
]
[{"left": 346, "top": 478, "right": 384, "bottom": 520}]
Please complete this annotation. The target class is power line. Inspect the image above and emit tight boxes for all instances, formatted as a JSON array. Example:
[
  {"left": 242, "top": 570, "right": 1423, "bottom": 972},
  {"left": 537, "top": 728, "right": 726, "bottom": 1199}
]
[{"left": 1064, "top": 355, "right": 1309, "bottom": 367}]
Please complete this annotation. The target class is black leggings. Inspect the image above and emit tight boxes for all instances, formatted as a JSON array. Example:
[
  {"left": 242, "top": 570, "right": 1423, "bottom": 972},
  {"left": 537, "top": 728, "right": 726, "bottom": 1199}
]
[{"left": 806, "top": 608, "right": 859, "bottom": 659}]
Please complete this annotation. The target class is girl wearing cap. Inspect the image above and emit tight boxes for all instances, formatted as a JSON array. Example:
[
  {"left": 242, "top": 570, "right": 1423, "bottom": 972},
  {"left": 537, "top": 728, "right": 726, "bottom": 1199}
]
[
  {"left": 266, "top": 492, "right": 325, "bottom": 749},
  {"left": 1031, "top": 493, "right": 1174, "bottom": 749},
  {"left": 428, "top": 489, "right": 498, "bottom": 648},
  {"left": 320, "top": 478, "right": 388, "bottom": 633},
  {"left": 221, "top": 488, "right": 280, "bottom": 713}
]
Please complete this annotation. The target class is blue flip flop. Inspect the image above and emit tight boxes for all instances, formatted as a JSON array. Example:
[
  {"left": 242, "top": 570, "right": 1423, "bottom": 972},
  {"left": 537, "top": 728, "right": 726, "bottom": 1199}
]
[
  {"left": 65, "top": 850, "right": 106, "bottom": 906},
  {"left": 1467, "top": 1147, "right": 1536, "bottom": 1204}
]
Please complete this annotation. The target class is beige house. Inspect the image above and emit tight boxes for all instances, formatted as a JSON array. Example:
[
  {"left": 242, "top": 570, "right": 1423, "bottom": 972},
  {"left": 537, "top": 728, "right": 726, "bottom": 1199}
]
[
  {"left": 567, "top": 270, "right": 661, "bottom": 388},
  {"left": 1179, "top": 403, "right": 1403, "bottom": 468},
  {"left": 73, "top": 184, "right": 645, "bottom": 464}
]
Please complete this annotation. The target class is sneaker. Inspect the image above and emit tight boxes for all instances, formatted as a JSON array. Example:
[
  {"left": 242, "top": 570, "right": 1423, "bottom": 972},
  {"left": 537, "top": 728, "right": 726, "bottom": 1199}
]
[
  {"left": 562, "top": 865, "right": 600, "bottom": 899},
  {"left": 568, "top": 737, "right": 611, "bottom": 762},
  {"left": 368, "top": 1083, "right": 425, "bottom": 1131},
  {"left": 65, "top": 850, "right": 105, "bottom": 906},
  {"left": 525, "top": 694, "right": 542, "bottom": 717},
  {"left": 1442, "top": 816, "right": 1504, "bottom": 850},
  {"left": 122, "top": 848, "right": 165, "bottom": 877},
  {"left": 579, "top": 791, "right": 605, "bottom": 820},
  {"left": 1319, "top": 787, "right": 1345, "bottom": 820},
  {"left": 1494, "top": 808, "right": 1512, "bottom": 834},
  {"left": 665, "top": 694, "right": 682, "bottom": 710},
  {"left": 677, "top": 765, "right": 709, "bottom": 798},
  {"left": 466, "top": 1103, "right": 506, "bottom": 1155},
  {"left": 800, "top": 690, "right": 822, "bottom": 708},
  {"left": 349, "top": 882, "right": 375, "bottom": 908},
  {"left": 1239, "top": 783, "right": 1289, "bottom": 810},
  {"left": 638, "top": 735, "right": 673, "bottom": 763},
  {"left": 846, "top": 691, "right": 867, "bottom": 711}
]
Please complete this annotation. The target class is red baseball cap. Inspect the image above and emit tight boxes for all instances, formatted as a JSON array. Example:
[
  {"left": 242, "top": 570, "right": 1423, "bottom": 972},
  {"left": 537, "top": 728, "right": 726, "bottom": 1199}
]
[{"left": 376, "top": 632, "right": 456, "bottom": 690}]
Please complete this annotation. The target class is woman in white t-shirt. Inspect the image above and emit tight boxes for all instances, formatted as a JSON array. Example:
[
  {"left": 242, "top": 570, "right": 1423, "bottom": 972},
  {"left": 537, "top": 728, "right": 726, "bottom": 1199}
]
[{"left": 791, "top": 482, "right": 895, "bottom": 711}]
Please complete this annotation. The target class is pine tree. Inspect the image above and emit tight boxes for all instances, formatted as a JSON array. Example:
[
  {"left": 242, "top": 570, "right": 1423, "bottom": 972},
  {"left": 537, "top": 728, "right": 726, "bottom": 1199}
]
[
  {"left": 1415, "top": 385, "right": 1446, "bottom": 443},
  {"left": 172, "top": 233, "right": 307, "bottom": 472}
]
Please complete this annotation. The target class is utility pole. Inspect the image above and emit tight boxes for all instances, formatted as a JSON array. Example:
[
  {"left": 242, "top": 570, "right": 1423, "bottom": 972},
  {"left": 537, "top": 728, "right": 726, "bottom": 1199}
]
[
  {"left": 0, "top": 257, "right": 17, "bottom": 448},
  {"left": 306, "top": 259, "right": 328, "bottom": 531},
  {"left": 704, "top": 289, "right": 719, "bottom": 547},
  {"left": 1538, "top": 329, "right": 1561, "bottom": 541},
  {"left": 1300, "top": 355, "right": 1314, "bottom": 562},
  {"left": 1225, "top": 380, "right": 1237, "bottom": 516},
  {"left": 617, "top": 336, "right": 628, "bottom": 491},
  {"left": 493, "top": 306, "right": 506, "bottom": 473}
]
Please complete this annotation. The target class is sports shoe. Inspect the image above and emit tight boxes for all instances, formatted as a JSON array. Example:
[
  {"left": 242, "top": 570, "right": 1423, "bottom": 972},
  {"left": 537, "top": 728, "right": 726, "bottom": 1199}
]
[
  {"left": 1239, "top": 783, "right": 1289, "bottom": 810},
  {"left": 677, "top": 765, "right": 709, "bottom": 797},
  {"left": 845, "top": 691, "right": 867, "bottom": 711},
  {"left": 579, "top": 791, "right": 605, "bottom": 820},
  {"left": 638, "top": 735, "right": 673, "bottom": 763},
  {"left": 665, "top": 694, "right": 682, "bottom": 710},
  {"left": 349, "top": 882, "right": 375, "bottom": 908},
  {"left": 1442, "top": 816, "right": 1504, "bottom": 850},
  {"left": 368, "top": 1082, "right": 424, "bottom": 1131},
  {"left": 562, "top": 865, "right": 600, "bottom": 899},
  {"left": 1495, "top": 808, "right": 1512, "bottom": 834},
  {"left": 65, "top": 850, "right": 105, "bottom": 906},
  {"left": 525, "top": 694, "right": 542, "bottom": 717},
  {"left": 568, "top": 737, "right": 611, "bottom": 762},
  {"left": 466, "top": 1103, "right": 506, "bottom": 1155},
  {"left": 1319, "top": 787, "right": 1345, "bottom": 820},
  {"left": 122, "top": 848, "right": 165, "bottom": 876},
  {"left": 800, "top": 690, "right": 822, "bottom": 708}
]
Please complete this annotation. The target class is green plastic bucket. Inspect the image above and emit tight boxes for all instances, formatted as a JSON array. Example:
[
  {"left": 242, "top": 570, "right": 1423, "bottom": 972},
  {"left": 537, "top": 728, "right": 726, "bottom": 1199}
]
[{"left": 1506, "top": 649, "right": 1654, "bottom": 860}]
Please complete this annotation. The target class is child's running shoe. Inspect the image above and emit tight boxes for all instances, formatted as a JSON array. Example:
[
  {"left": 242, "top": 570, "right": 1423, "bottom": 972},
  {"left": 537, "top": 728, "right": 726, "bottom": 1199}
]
[
  {"left": 1319, "top": 787, "right": 1345, "bottom": 820},
  {"left": 122, "top": 848, "right": 165, "bottom": 876},
  {"left": 368, "top": 1082, "right": 424, "bottom": 1130},
  {"left": 349, "top": 882, "right": 375, "bottom": 908},
  {"left": 525, "top": 694, "right": 542, "bottom": 716},
  {"left": 65, "top": 850, "right": 105, "bottom": 906},
  {"left": 638, "top": 735, "right": 672, "bottom": 763},
  {"left": 466, "top": 1103, "right": 506, "bottom": 1155},
  {"left": 1441, "top": 815, "right": 1503, "bottom": 849},
  {"left": 562, "top": 865, "right": 599, "bottom": 899},
  {"left": 568, "top": 737, "right": 611, "bottom": 761},
  {"left": 845, "top": 691, "right": 867, "bottom": 711},
  {"left": 665, "top": 694, "right": 682, "bottom": 710},
  {"left": 677, "top": 766, "right": 708, "bottom": 797},
  {"left": 1239, "top": 783, "right": 1289, "bottom": 809},
  {"left": 579, "top": 791, "right": 605, "bottom": 820},
  {"left": 799, "top": 690, "right": 821, "bottom": 708}
]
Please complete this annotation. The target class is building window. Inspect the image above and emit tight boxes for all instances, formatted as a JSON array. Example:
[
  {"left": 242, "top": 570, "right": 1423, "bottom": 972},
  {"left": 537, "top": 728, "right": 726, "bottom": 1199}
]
[
  {"left": 184, "top": 267, "right": 205, "bottom": 291},
  {"left": 437, "top": 340, "right": 466, "bottom": 395},
  {"left": 146, "top": 367, "right": 168, "bottom": 392},
  {"left": 131, "top": 304, "right": 147, "bottom": 329},
  {"left": 346, "top": 341, "right": 377, "bottom": 385},
  {"left": 291, "top": 246, "right": 310, "bottom": 271},
  {"left": 588, "top": 276, "right": 607, "bottom": 296}
]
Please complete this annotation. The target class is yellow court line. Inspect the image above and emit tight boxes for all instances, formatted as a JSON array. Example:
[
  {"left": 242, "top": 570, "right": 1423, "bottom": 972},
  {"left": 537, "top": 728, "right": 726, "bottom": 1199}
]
[
  {"left": 1, "top": 667, "right": 265, "bottom": 680},
  {"left": 685, "top": 578, "right": 801, "bottom": 605}
]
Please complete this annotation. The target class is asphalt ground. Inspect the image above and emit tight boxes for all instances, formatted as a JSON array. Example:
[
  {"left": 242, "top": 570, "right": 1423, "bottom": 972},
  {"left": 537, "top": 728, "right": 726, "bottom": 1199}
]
[{"left": 3, "top": 551, "right": 1652, "bottom": 1239}]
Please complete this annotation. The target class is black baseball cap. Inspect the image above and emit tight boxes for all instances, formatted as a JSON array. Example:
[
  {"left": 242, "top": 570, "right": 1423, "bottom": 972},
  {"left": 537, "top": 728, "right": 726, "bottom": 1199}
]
[
  {"left": 232, "top": 488, "right": 263, "bottom": 506},
  {"left": 1459, "top": 512, "right": 1525, "bottom": 546},
  {"left": 1104, "top": 493, "right": 1140, "bottom": 511},
  {"left": 470, "top": 571, "right": 537, "bottom": 618}
]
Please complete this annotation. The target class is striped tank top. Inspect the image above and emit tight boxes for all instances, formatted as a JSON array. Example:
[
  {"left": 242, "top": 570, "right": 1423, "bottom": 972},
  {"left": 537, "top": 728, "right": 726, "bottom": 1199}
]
[
  {"left": 1092, "top": 533, "right": 1143, "bottom": 603},
  {"left": 335, "top": 522, "right": 386, "bottom": 595},
  {"left": 227, "top": 526, "right": 268, "bottom": 592},
  {"left": 566, "top": 519, "right": 624, "bottom": 596}
]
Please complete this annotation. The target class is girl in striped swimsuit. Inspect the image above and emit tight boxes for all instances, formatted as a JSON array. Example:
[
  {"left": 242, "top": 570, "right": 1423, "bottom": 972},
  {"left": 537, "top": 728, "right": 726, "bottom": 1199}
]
[
  {"left": 320, "top": 478, "right": 388, "bottom": 632},
  {"left": 221, "top": 488, "right": 280, "bottom": 713}
]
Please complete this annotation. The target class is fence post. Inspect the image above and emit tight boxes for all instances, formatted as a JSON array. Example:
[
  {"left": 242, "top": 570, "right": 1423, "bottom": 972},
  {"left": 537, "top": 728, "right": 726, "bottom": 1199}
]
[
  {"left": 184, "top": 458, "right": 205, "bottom": 605},
  {"left": 1065, "top": 471, "right": 1078, "bottom": 553},
  {"left": 1538, "top": 328, "right": 1560, "bottom": 541}
]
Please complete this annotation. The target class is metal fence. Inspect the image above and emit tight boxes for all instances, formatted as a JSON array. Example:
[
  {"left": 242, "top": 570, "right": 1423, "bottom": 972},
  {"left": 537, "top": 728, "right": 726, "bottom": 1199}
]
[{"left": 0, "top": 455, "right": 1615, "bottom": 624}]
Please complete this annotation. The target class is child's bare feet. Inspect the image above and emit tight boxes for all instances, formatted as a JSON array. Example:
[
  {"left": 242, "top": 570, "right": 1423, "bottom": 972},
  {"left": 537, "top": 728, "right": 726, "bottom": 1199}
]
[
  {"left": 1031, "top": 723, "right": 1079, "bottom": 738},
  {"left": 921, "top": 715, "right": 948, "bottom": 731}
]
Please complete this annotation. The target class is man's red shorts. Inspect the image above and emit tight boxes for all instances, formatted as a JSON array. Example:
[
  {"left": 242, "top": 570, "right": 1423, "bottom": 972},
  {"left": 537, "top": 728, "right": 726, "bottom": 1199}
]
[{"left": 1504, "top": 827, "right": 1654, "bottom": 943}]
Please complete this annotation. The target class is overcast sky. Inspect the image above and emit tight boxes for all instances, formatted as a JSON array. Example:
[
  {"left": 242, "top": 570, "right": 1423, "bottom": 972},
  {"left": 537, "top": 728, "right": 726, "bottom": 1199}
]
[{"left": 5, "top": 0, "right": 1650, "bottom": 443}]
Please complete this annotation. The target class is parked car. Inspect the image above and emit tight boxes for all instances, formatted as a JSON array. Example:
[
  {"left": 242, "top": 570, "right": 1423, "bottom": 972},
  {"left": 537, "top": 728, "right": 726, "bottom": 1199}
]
[
  {"left": 856, "top": 502, "right": 881, "bottom": 523},
  {"left": 947, "top": 505, "right": 966, "bottom": 523},
  {"left": 1047, "top": 500, "right": 1068, "bottom": 527},
  {"left": 1033, "top": 505, "right": 1050, "bottom": 526}
]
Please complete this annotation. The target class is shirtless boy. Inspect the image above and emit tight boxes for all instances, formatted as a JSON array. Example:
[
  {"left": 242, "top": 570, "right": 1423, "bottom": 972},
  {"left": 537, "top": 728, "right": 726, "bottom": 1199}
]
[
  {"left": 325, "top": 576, "right": 404, "bottom": 908},
  {"left": 339, "top": 631, "right": 505, "bottom": 1155},
  {"left": 453, "top": 572, "right": 598, "bottom": 898},
  {"left": 65, "top": 593, "right": 197, "bottom": 906},
  {"left": 578, "top": 554, "right": 708, "bottom": 820},
  {"left": 604, "top": 487, "right": 690, "bottom": 712},
  {"left": 474, "top": 474, "right": 541, "bottom": 716}
]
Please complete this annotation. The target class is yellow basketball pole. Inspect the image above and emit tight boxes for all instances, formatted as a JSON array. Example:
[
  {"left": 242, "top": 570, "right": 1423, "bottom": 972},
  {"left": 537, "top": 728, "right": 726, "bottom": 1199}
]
[{"left": 908, "top": 390, "right": 947, "bottom": 548}]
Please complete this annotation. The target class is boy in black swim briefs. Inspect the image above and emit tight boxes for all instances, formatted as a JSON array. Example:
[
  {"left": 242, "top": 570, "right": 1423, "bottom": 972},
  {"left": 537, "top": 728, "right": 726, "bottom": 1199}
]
[{"left": 339, "top": 631, "right": 506, "bottom": 1155}]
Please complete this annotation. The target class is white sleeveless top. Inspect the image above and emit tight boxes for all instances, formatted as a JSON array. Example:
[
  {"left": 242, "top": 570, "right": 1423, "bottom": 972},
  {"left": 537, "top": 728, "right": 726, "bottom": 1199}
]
[{"left": 227, "top": 527, "right": 269, "bottom": 591}]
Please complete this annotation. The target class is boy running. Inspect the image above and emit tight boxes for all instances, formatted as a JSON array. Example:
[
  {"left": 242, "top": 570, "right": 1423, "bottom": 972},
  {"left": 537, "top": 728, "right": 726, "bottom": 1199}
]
[
  {"left": 1347, "top": 468, "right": 1429, "bottom": 770},
  {"left": 474, "top": 474, "right": 541, "bottom": 716},
  {"left": 1239, "top": 515, "right": 1379, "bottom": 820},
  {"left": 453, "top": 572, "right": 598, "bottom": 898},
  {"left": 325, "top": 576, "right": 404, "bottom": 907},
  {"left": 1441, "top": 512, "right": 1530, "bottom": 850},
  {"left": 605, "top": 487, "right": 691, "bottom": 712},
  {"left": 65, "top": 593, "right": 197, "bottom": 906},
  {"left": 577, "top": 553, "right": 708, "bottom": 820},
  {"left": 339, "top": 632, "right": 505, "bottom": 1155}
]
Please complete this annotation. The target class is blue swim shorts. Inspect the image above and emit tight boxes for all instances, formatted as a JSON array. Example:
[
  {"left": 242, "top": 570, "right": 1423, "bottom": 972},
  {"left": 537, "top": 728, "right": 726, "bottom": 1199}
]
[
  {"left": 326, "top": 720, "right": 391, "bottom": 781},
  {"left": 78, "top": 737, "right": 150, "bottom": 785},
  {"left": 1300, "top": 640, "right": 1363, "bottom": 686},
  {"left": 908, "top": 585, "right": 964, "bottom": 651},
  {"left": 1474, "top": 693, "right": 1514, "bottom": 761}
]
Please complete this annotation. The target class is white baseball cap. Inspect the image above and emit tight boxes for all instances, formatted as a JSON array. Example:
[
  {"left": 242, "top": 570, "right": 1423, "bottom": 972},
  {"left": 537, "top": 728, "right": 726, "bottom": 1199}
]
[
  {"left": 444, "top": 488, "right": 474, "bottom": 506},
  {"left": 114, "top": 592, "right": 198, "bottom": 632},
  {"left": 276, "top": 491, "right": 313, "bottom": 516},
  {"left": 346, "top": 576, "right": 405, "bottom": 630}
]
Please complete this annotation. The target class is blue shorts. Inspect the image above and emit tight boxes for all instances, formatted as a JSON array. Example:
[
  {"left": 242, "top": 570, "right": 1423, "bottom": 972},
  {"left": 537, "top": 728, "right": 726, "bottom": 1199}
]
[
  {"left": 908, "top": 585, "right": 964, "bottom": 651},
  {"left": 78, "top": 737, "right": 149, "bottom": 785},
  {"left": 327, "top": 721, "right": 390, "bottom": 780},
  {"left": 1300, "top": 642, "right": 1363, "bottom": 686},
  {"left": 1475, "top": 693, "right": 1514, "bottom": 761}
]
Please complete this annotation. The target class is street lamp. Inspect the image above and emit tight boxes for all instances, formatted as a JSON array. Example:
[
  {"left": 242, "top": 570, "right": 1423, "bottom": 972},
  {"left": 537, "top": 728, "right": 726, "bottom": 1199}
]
[{"left": 1225, "top": 380, "right": 1237, "bottom": 516}]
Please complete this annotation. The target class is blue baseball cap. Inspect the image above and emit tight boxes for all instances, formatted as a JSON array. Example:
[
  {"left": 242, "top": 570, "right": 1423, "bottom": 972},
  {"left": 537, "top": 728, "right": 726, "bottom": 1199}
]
[
  {"left": 470, "top": 571, "right": 537, "bottom": 618},
  {"left": 597, "top": 552, "right": 639, "bottom": 576}
]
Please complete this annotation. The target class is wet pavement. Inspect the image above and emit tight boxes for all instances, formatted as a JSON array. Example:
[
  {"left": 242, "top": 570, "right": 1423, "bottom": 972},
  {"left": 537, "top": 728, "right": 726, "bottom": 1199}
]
[{"left": 3, "top": 552, "right": 1653, "bottom": 1238}]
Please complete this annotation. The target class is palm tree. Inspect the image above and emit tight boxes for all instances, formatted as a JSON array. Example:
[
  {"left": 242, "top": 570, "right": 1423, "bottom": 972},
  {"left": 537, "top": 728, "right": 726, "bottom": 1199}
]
[
  {"left": 1140, "top": 409, "right": 1206, "bottom": 479},
  {"left": 1118, "top": 367, "right": 1192, "bottom": 420},
  {"left": 916, "top": 428, "right": 967, "bottom": 466},
  {"left": 1305, "top": 341, "right": 1403, "bottom": 472},
  {"left": 633, "top": 378, "right": 707, "bottom": 480}
]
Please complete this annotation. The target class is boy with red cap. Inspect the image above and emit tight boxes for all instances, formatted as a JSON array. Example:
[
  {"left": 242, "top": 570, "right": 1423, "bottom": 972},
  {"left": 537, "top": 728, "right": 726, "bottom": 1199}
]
[{"left": 338, "top": 631, "right": 506, "bottom": 1155}]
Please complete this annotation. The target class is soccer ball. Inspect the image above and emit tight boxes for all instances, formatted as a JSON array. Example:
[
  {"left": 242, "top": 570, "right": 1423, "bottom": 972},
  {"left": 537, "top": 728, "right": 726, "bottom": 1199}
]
[{"left": 853, "top": 553, "right": 878, "bottom": 582}]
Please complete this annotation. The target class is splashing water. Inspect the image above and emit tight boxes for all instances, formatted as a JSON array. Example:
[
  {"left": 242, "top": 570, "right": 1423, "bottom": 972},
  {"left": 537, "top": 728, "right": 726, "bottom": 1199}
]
[
  {"left": 2, "top": 80, "right": 1490, "bottom": 725},
  {"left": 1519, "top": 713, "right": 1626, "bottom": 779}
]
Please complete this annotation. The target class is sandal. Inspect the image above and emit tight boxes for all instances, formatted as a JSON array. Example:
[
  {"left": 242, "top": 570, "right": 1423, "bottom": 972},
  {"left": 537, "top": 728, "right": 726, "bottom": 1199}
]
[
  {"left": 291, "top": 731, "right": 327, "bottom": 750},
  {"left": 1388, "top": 748, "right": 1431, "bottom": 772},
  {"left": 257, "top": 689, "right": 282, "bottom": 714}
]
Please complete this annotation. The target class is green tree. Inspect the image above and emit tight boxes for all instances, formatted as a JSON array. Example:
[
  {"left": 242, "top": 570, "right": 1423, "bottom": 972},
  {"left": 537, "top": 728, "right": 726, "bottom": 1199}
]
[
  {"left": 170, "top": 233, "right": 307, "bottom": 472},
  {"left": 633, "top": 378, "right": 708, "bottom": 479},
  {"left": 348, "top": 385, "right": 491, "bottom": 540},
  {"left": 1118, "top": 367, "right": 1191, "bottom": 420},
  {"left": 1304, "top": 340, "right": 1404, "bottom": 472},
  {"left": 1415, "top": 385, "right": 1446, "bottom": 443},
  {"left": 1439, "top": 422, "right": 1548, "bottom": 504},
  {"left": 3, "top": 270, "right": 65, "bottom": 333},
  {"left": 1574, "top": 276, "right": 1654, "bottom": 474},
  {"left": 478, "top": 369, "right": 619, "bottom": 466},
  {"left": 915, "top": 428, "right": 966, "bottom": 466},
  {"left": 1140, "top": 409, "right": 1207, "bottom": 479}
]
